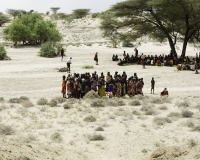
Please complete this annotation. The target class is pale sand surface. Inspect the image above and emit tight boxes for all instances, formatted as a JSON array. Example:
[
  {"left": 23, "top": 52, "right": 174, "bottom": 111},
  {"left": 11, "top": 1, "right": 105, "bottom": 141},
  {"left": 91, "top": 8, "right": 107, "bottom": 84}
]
[{"left": 0, "top": 17, "right": 200, "bottom": 160}]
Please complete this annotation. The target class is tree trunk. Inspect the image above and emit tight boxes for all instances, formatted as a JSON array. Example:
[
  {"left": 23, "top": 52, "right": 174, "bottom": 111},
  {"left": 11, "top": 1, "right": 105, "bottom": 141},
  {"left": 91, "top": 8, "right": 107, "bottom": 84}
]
[
  {"left": 181, "top": 39, "right": 188, "bottom": 58},
  {"left": 167, "top": 37, "right": 177, "bottom": 56}
]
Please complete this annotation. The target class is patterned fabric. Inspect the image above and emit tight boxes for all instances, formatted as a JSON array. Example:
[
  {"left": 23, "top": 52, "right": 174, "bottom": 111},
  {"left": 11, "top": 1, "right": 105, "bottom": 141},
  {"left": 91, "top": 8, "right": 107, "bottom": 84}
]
[
  {"left": 61, "top": 80, "right": 66, "bottom": 94},
  {"left": 116, "top": 82, "right": 122, "bottom": 97}
]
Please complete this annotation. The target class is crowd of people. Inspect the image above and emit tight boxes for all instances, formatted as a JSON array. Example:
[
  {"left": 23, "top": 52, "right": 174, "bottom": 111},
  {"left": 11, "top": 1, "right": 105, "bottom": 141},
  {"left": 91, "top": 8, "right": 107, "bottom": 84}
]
[
  {"left": 61, "top": 71, "right": 146, "bottom": 99},
  {"left": 114, "top": 49, "right": 200, "bottom": 70}
]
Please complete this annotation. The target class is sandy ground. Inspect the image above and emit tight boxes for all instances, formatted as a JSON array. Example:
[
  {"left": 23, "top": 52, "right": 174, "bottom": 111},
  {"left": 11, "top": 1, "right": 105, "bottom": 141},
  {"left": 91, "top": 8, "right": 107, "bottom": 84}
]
[{"left": 0, "top": 16, "right": 200, "bottom": 160}]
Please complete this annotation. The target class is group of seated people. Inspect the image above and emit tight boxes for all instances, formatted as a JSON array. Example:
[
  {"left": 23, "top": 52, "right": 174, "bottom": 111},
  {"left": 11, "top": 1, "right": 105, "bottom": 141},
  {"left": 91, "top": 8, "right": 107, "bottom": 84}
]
[
  {"left": 61, "top": 71, "right": 145, "bottom": 99},
  {"left": 115, "top": 50, "right": 200, "bottom": 69}
]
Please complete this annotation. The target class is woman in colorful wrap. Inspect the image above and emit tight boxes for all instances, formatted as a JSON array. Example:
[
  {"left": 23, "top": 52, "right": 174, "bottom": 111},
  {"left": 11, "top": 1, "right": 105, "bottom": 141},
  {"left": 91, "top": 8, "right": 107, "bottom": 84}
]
[{"left": 98, "top": 78, "right": 106, "bottom": 97}]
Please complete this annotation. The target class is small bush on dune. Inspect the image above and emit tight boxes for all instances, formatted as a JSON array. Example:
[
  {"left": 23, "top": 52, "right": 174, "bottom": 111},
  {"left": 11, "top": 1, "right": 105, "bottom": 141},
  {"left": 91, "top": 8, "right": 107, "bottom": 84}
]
[
  {"left": 20, "top": 96, "right": 30, "bottom": 101},
  {"left": 0, "top": 45, "right": 9, "bottom": 60},
  {"left": 84, "top": 115, "right": 96, "bottom": 122},
  {"left": 195, "top": 104, "right": 200, "bottom": 111},
  {"left": 84, "top": 90, "right": 100, "bottom": 100},
  {"left": 48, "top": 99, "right": 57, "bottom": 107},
  {"left": 105, "top": 99, "right": 117, "bottom": 106},
  {"left": 37, "top": 98, "right": 48, "bottom": 105},
  {"left": 50, "top": 132, "right": 63, "bottom": 143},
  {"left": 153, "top": 117, "right": 171, "bottom": 125},
  {"left": 182, "top": 110, "right": 193, "bottom": 118},
  {"left": 9, "top": 98, "right": 21, "bottom": 103},
  {"left": 192, "top": 125, "right": 200, "bottom": 132},
  {"left": 22, "top": 101, "right": 34, "bottom": 108},
  {"left": 95, "top": 127, "right": 104, "bottom": 131},
  {"left": 145, "top": 108, "right": 156, "bottom": 115},
  {"left": 88, "top": 134, "right": 104, "bottom": 141},
  {"left": 177, "top": 101, "right": 190, "bottom": 108},
  {"left": 0, "top": 97, "right": 4, "bottom": 102},
  {"left": 82, "top": 65, "right": 94, "bottom": 69},
  {"left": 184, "top": 120, "right": 195, "bottom": 128},
  {"left": 188, "top": 139, "right": 198, "bottom": 148},
  {"left": 129, "top": 100, "right": 141, "bottom": 106},
  {"left": 158, "top": 105, "right": 168, "bottom": 110},
  {"left": 167, "top": 112, "right": 181, "bottom": 118},
  {"left": 116, "top": 100, "right": 126, "bottom": 106},
  {"left": 54, "top": 97, "right": 66, "bottom": 103},
  {"left": 0, "top": 124, "right": 15, "bottom": 135},
  {"left": 90, "top": 99, "right": 105, "bottom": 107},
  {"left": 132, "top": 110, "right": 141, "bottom": 115},
  {"left": 161, "top": 97, "right": 172, "bottom": 103},
  {"left": 63, "top": 103, "right": 72, "bottom": 109},
  {"left": 151, "top": 97, "right": 163, "bottom": 104}
]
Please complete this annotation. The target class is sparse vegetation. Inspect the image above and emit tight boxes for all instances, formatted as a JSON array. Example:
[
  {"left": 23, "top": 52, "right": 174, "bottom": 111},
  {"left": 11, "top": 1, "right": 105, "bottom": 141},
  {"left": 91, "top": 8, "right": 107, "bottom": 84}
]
[
  {"left": 0, "top": 45, "right": 9, "bottom": 60},
  {"left": 158, "top": 105, "right": 168, "bottom": 110},
  {"left": 167, "top": 112, "right": 181, "bottom": 118},
  {"left": 37, "top": 98, "right": 48, "bottom": 105},
  {"left": 84, "top": 115, "right": 96, "bottom": 122},
  {"left": 177, "top": 101, "right": 190, "bottom": 108},
  {"left": 88, "top": 134, "right": 104, "bottom": 141},
  {"left": 50, "top": 132, "right": 63, "bottom": 143},
  {"left": 20, "top": 96, "right": 30, "bottom": 101},
  {"left": 84, "top": 91, "right": 100, "bottom": 99},
  {"left": 192, "top": 125, "right": 200, "bottom": 132},
  {"left": 105, "top": 99, "right": 117, "bottom": 106},
  {"left": 90, "top": 99, "right": 105, "bottom": 107},
  {"left": 0, "top": 124, "right": 15, "bottom": 135},
  {"left": 95, "top": 127, "right": 104, "bottom": 131},
  {"left": 82, "top": 65, "right": 94, "bottom": 69},
  {"left": 181, "top": 110, "right": 193, "bottom": 118},
  {"left": 141, "top": 149, "right": 148, "bottom": 153},
  {"left": 184, "top": 120, "right": 195, "bottom": 128},
  {"left": 0, "top": 97, "right": 4, "bottom": 102},
  {"left": 63, "top": 103, "right": 72, "bottom": 109},
  {"left": 132, "top": 110, "right": 141, "bottom": 115},
  {"left": 22, "top": 101, "right": 34, "bottom": 108},
  {"left": 151, "top": 97, "right": 163, "bottom": 104},
  {"left": 141, "top": 105, "right": 156, "bottom": 115},
  {"left": 116, "top": 100, "right": 126, "bottom": 106},
  {"left": 9, "top": 98, "right": 21, "bottom": 103},
  {"left": 54, "top": 97, "right": 66, "bottom": 103},
  {"left": 48, "top": 99, "right": 58, "bottom": 107},
  {"left": 188, "top": 139, "right": 198, "bottom": 148},
  {"left": 129, "top": 100, "right": 141, "bottom": 106},
  {"left": 153, "top": 117, "right": 171, "bottom": 125}
]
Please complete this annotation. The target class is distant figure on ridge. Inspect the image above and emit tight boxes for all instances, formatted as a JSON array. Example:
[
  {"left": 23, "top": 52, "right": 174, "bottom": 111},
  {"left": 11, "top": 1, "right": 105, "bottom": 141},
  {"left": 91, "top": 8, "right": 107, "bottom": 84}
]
[
  {"left": 94, "top": 52, "right": 98, "bottom": 65},
  {"left": 151, "top": 77, "right": 155, "bottom": 94},
  {"left": 61, "top": 48, "right": 64, "bottom": 61}
]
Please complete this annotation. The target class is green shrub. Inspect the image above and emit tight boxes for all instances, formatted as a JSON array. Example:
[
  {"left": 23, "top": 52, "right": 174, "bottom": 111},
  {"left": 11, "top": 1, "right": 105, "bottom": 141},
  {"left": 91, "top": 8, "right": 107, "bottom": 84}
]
[
  {"left": 84, "top": 91, "right": 100, "bottom": 100},
  {"left": 48, "top": 99, "right": 57, "bottom": 107},
  {"left": 90, "top": 99, "right": 105, "bottom": 107},
  {"left": 55, "top": 97, "right": 66, "bottom": 103},
  {"left": 129, "top": 100, "right": 141, "bottom": 106},
  {"left": 39, "top": 42, "right": 63, "bottom": 58},
  {"left": 82, "top": 65, "right": 94, "bottom": 69},
  {"left": 9, "top": 98, "right": 21, "bottom": 103},
  {"left": 20, "top": 96, "right": 30, "bottom": 101},
  {"left": 192, "top": 125, "right": 200, "bottom": 132},
  {"left": 167, "top": 112, "right": 181, "bottom": 118},
  {"left": 158, "top": 105, "right": 168, "bottom": 110},
  {"left": 22, "top": 101, "right": 34, "bottom": 108},
  {"left": 50, "top": 132, "right": 63, "bottom": 143},
  {"left": 0, "top": 124, "right": 15, "bottom": 135},
  {"left": 0, "top": 45, "right": 7, "bottom": 60},
  {"left": 0, "top": 97, "right": 4, "bottom": 102},
  {"left": 63, "top": 103, "right": 72, "bottom": 109},
  {"left": 153, "top": 117, "right": 171, "bottom": 125},
  {"left": 95, "top": 127, "right": 104, "bottom": 131},
  {"left": 116, "top": 100, "right": 126, "bottom": 106}
]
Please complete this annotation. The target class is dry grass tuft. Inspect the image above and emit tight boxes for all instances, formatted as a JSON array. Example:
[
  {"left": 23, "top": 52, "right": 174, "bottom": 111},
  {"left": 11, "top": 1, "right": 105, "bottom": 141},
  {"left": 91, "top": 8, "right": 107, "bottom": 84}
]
[
  {"left": 153, "top": 117, "right": 171, "bottom": 125},
  {"left": 177, "top": 101, "right": 190, "bottom": 108},
  {"left": 167, "top": 112, "right": 181, "bottom": 118},
  {"left": 105, "top": 99, "right": 117, "bottom": 107},
  {"left": 188, "top": 139, "right": 198, "bottom": 148},
  {"left": 184, "top": 120, "right": 195, "bottom": 128},
  {"left": 151, "top": 97, "right": 163, "bottom": 104},
  {"left": 158, "top": 105, "right": 168, "bottom": 110},
  {"left": 50, "top": 132, "right": 63, "bottom": 143},
  {"left": 63, "top": 103, "right": 72, "bottom": 109},
  {"left": 95, "top": 127, "right": 104, "bottom": 131},
  {"left": 22, "top": 101, "right": 34, "bottom": 108},
  {"left": 132, "top": 110, "right": 141, "bottom": 115},
  {"left": 195, "top": 104, "right": 200, "bottom": 111},
  {"left": 181, "top": 110, "right": 193, "bottom": 118},
  {"left": 83, "top": 90, "right": 100, "bottom": 99},
  {"left": 20, "top": 96, "right": 30, "bottom": 101},
  {"left": 141, "top": 105, "right": 157, "bottom": 115},
  {"left": 161, "top": 96, "right": 172, "bottom": 103},
  {"left": 0, "top": 104, "right": 8, "bottom": 111},
  {"left": 84, "top": 115, "right": 96, "bottom": 122},
  {"left": 54, "top": 97, "right": 66, "bottom": 103},
  {"left": 90, "top": 99, "right": 105, "bottom": 107},
  {"left": 0, "top": 124, "right": 15, "bottom": 135},
  {"left": 48, "top": 99, "right": 58, "bottom": 107},
  {"left": 192, "top": 125, "right": 200, "bottom": 132},
  {"left": 88, "top": 134, "right": 104, "bottom": 141},
  {"left": 116, "top": 100, "right": 126, "bottom": 106},
  {"left": 37, "top": 98, "right": 48, "bottom": 105},
  {"left": 129, "top": 100, "right": 141, "bottom": 106},
  {"left": 0, "top": 97, "right": 4, "bottom": 102},
  {"left": 9, "top": 98, "right": 21, "bottom": 103}
]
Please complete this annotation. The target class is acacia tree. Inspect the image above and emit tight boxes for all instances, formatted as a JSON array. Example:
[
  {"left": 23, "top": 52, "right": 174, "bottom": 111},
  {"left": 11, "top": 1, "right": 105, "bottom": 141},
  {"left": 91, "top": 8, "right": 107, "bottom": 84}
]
[
  {"left": 50, "top": 7, "right": 60, "bottom": 14},
  {"left": 72, "top": 9, "right": 90, "bottom": 19},
  {"left": 0, "top": 12, "right": 10, "bottom": 26},
  {"left": 6, "top": 9, "right": 26, "bottom": 19},
  {"left": 3, "top": 13, "right": 62, "bottom": 44},
  {"left": 101, "top": 0, "right": 200, "bottom": 57}
]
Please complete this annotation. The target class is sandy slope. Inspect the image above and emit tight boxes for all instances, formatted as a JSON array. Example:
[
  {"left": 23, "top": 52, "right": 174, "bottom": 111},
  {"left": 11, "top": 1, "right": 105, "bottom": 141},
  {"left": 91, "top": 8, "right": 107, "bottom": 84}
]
[{"left": 0, "top": 16, "right": 200, "bottom": 160}]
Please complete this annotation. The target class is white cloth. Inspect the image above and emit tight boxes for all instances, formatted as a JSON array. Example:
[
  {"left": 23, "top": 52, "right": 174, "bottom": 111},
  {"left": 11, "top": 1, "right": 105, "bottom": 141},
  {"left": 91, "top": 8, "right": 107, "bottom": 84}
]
[{"left": 67, "top": 58, "right": 71, "bottom": 64}]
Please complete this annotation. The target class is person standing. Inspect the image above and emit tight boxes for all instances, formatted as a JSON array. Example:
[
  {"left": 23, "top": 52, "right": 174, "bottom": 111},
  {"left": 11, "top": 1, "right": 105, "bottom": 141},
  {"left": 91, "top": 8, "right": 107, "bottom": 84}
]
[
  {"left": 94, "top": 52, "right": 98, "bottom": 65},
  {"left": 67, "top": 57, "right": 72, "bottom": 73},
  {"left": 61, "top": 75, "right": 66, "bottom": 98},
  {"left": 151, "top": 77, "right": 155, "bottom": 94},
  {"left": 61, "top": 48, "right": 64, "bottom": 61}
]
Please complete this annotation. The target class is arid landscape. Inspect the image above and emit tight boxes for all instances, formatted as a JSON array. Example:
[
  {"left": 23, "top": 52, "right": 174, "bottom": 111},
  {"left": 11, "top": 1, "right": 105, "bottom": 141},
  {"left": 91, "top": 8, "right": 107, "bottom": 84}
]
[{"left": 0, "top": 16, "right": 200, "bottom": 160}]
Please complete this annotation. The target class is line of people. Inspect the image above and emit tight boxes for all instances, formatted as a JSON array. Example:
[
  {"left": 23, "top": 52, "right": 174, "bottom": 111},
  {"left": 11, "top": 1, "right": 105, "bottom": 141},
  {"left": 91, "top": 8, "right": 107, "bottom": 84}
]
[{"left": 61, "top": 71, "right": 145, "bottom": 99}]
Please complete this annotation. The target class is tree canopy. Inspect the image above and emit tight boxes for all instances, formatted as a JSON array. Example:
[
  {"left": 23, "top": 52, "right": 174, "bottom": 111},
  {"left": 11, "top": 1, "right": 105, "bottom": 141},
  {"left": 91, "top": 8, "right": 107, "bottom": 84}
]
[
  {"left": 50, "top": 7, "right": 60, "bottom": 14},
  {"left": 3, "top": 13, "right": 62, "bottom": 44},
  {"left": 6, "top": 9, "right": 26, "bottom": 19},
  {"left": 72, "top": 9, "right": 90, "bottom": 19},
  {"left": 0, "top": 12, "right": 10, "bottom": 26},
  {"left": 101, "top": 0, "right": 200, "bottom": 57}
]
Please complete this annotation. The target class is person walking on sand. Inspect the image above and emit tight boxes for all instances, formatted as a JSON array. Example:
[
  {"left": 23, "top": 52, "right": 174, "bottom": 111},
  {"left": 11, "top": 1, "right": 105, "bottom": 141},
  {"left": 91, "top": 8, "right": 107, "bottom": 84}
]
[
  {"left": 61, "top": 48, "right": 64, "bottom": 61},
  {"left": 151, "top": 77, "right": 155, "bottom": 94},
  {"left": 94, "top": 52, "right": 98, "bottom": 65},
  {"left": 61, "top": 75, "right": 66, "bottom": 98},
  {"left": 67, "top": 57, "right": 72, "bottom": 73}
]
